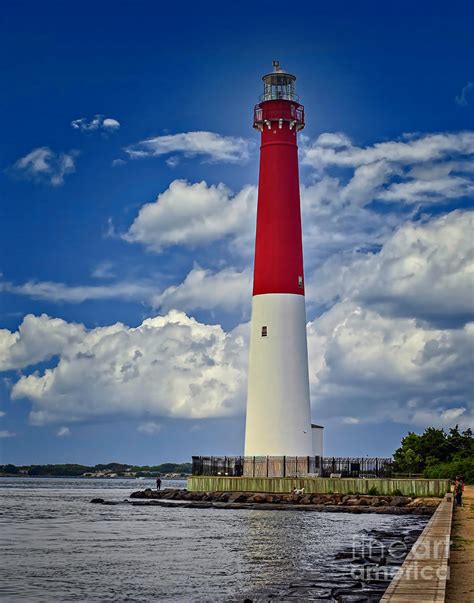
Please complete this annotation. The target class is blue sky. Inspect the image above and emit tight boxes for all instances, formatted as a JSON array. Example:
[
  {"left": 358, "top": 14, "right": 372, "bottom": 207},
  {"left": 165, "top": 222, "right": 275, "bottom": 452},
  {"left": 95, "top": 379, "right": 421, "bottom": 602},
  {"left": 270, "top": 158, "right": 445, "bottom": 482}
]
[{"left": 1, "top": 0, "right": 473, "bottom": 464}]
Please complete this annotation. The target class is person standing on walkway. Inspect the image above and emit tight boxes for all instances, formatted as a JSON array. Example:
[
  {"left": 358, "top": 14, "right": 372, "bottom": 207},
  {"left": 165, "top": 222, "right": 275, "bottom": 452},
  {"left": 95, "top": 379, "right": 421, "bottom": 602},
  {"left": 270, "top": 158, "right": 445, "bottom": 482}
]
[{"left": 455, "top": 477, "right": 463, "bottom": 506}]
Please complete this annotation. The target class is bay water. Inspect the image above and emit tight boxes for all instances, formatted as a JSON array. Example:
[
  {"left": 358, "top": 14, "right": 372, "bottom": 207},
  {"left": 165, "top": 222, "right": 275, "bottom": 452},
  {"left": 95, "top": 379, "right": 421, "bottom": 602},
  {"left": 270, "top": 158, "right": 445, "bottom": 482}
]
[{"left": 0, "top": 477, "right": 427, "bottom": 601}]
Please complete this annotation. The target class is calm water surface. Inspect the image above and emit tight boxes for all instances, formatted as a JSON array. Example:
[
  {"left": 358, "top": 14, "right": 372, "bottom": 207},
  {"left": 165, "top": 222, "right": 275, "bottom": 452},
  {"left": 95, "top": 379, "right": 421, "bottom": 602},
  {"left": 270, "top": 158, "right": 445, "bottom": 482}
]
[{"left": 0, "top": 477, "right": 426, "bottom": 602}]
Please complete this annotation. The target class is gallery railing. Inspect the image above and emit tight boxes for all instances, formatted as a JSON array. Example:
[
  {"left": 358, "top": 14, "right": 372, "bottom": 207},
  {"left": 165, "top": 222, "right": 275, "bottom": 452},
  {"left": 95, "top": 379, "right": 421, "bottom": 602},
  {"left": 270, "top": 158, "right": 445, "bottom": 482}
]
[{"left": 191, "top": 456, "right": 393, "bottom": 478}]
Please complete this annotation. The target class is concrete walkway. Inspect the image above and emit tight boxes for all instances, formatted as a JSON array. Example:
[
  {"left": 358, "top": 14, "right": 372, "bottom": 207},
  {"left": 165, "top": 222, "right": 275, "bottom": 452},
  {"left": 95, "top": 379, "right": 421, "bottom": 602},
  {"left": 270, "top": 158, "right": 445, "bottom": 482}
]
[
  {"left": 445, "top": 484, "right": 474, "bottom": 603},
  {"left": 380, "top": 493, "right": 453, "bottom": 602}
]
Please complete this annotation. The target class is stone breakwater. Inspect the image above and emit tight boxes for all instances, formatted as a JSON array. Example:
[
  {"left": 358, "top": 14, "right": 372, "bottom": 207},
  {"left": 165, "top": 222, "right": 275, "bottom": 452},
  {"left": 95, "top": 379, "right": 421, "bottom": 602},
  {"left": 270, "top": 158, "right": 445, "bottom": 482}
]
[{"left": 124, "top": 488, "right": 440, "bottom": 515}]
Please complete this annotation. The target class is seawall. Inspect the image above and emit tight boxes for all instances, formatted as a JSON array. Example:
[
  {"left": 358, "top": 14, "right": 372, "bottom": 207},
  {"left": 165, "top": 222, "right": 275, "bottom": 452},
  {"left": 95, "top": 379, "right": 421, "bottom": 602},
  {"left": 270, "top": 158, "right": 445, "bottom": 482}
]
[
  {"left": 187, "top": 476, "right": 449, "bottom": 497},
  {"left": 380, "top": 493, "right": 453, "bottom": 602}
]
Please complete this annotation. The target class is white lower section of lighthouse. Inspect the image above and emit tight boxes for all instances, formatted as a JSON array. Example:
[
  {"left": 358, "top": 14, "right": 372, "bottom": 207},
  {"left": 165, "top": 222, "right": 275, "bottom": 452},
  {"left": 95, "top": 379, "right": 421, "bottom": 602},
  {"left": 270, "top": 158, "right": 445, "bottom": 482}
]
[{"left": 244, "top": 293, "right": 314, "bottom": 457}]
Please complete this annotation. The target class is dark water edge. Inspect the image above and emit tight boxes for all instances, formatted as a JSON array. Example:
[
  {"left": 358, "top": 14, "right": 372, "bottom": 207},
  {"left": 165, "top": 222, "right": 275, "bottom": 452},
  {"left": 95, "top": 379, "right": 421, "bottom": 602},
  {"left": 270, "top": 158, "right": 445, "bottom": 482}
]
[
  {"left": 0, "top": 478, "right": 427, "bottom": 602},
  {"left": 237, "top": 522, "right": 424, "bottom": 602}
]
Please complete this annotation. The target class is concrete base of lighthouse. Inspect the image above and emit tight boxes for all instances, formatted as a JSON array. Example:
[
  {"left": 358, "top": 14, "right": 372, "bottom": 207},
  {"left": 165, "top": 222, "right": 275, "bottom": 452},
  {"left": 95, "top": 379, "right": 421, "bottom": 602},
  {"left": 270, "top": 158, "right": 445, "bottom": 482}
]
[{"left": 244, "top": 293, "right": 313, "bottom": 457}]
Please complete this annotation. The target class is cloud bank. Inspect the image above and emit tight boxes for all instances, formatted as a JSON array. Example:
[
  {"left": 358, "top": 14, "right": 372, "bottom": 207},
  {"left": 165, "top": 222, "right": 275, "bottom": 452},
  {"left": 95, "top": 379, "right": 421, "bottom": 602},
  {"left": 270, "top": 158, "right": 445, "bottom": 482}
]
[
  {"left": 308, "top": 301, "right": 474, "bottom": 429},
  {"left": 3, "top": 311, "right": 248, "bottom": 426},
  {"left": 308, "top": 210, "right": 474, "bottom": 328},
  {"left": 3, "top": 209, "right": 472, "bottom": 430},
  {"left": 3, "top": 129, "right": 473, "bottom": 433}
]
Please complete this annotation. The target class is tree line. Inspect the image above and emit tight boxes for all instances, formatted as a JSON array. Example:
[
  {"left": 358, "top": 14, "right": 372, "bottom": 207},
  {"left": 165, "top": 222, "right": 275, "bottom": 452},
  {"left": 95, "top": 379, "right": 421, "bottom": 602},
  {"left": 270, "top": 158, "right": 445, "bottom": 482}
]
[
  {"left": 0, "top": 462, "right": 192, "bottom": 477},
  {"left": 393, "top": 425, "right": 473, "bottom": 482}
]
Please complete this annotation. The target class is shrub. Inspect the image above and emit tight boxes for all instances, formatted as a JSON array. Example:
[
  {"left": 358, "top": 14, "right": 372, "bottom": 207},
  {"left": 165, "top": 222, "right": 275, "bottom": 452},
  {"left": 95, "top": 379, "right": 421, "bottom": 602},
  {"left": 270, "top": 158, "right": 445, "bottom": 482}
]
[
  {"left": 368, "top": 486, "right": 379, "bottom": 495},
  {"left": 423, "top": 458, "right": 474, "bottom": 484}
]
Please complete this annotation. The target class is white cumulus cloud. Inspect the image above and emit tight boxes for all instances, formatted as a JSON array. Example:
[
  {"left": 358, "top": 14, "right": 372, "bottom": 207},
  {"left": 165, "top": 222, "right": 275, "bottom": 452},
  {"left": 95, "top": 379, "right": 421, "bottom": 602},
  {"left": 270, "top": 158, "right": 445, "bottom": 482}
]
[
  {"left": 7, "top": 311, "right": 248, "bottom": 426},
  {"left": 102, "top": 118, "right": 120, "bottom": 130},
  {"left": 71, "top": 115, "right": 120, "bottom": 132},
  {"left": 302, "top": 131, "right": 474, "bottom": 206},
  {"left": 3, "top": 127, "right": 474, "bottom": 432},
  {"left": 12, "top": 147, "right": 78, "bottom": 186},
  {"left": 56, "top": 426, "right": 70, "bottom": 437},
  {"left": 123, "top": 131, "right": 474, "bottom": 264},
  {"left": 152, "top": 265, "right": 252, "bottom": 315},
  {"left": 307, "top": 301, "right": 474, "bottom": 429},
  {"left": 124, "top": 180, "right": 256, "bottom": 254},
  {"left": 307, "top": 210, "right": 474, "bottom": 328},
  {"left": 0, "top": 314, "right": 85, "bottom": 371}
]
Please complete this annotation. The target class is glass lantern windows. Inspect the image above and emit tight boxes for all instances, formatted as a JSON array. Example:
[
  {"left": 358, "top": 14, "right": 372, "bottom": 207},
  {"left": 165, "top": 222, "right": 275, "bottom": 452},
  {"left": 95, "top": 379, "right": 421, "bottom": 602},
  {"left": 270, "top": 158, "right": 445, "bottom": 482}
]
[{"left": 262, "top": 74, "right": 296, "bottom": 101}]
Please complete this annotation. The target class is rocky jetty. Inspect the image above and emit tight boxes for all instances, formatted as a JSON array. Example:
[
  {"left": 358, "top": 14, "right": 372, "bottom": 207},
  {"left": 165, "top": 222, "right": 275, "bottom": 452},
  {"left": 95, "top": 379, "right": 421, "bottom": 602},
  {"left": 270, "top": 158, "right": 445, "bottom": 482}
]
[{"left": 123, "top": 488, "right": 440, "bottom": 515}]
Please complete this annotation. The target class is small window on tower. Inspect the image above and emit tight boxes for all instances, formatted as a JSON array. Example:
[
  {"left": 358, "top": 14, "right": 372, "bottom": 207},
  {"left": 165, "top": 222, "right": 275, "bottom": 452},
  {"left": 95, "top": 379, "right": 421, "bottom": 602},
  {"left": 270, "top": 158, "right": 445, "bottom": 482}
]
[
  {"left": 298, "top": 276, "right": 303, "bottom": 288},
  {"left": 261, "top": 326, "right": 268, "bottom": 337}
]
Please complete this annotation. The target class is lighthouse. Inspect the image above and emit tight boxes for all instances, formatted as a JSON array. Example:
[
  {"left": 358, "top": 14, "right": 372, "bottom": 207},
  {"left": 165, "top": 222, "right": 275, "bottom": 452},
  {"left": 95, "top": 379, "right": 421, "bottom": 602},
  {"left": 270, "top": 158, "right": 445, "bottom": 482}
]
[{"left": 244, "top": 61, "right": 315, "bottom": 457}]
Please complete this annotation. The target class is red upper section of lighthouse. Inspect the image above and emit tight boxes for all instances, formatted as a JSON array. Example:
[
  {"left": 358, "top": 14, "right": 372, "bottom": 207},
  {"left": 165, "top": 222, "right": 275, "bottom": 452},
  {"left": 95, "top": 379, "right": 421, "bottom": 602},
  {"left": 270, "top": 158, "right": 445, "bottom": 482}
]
[{"left": 252, "top": 63, "right": 306, "bottom": 297}]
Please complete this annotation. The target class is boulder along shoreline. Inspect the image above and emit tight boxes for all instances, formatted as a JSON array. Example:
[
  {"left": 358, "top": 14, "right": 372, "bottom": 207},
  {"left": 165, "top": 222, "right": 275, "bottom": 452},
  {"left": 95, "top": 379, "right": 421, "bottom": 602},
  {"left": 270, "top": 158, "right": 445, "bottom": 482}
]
[{"left": 89, "top": 488, "right": 441, "bottom": 515}]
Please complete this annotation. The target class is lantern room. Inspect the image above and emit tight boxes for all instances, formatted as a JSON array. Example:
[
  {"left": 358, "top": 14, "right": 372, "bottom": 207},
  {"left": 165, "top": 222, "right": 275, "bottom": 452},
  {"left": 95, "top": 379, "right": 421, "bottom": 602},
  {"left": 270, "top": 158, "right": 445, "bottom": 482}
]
[
  {"left": 261, "top": 60, "right": 298, "bottom": 102},
  {"left": 253, "top": 61, "right": 305, "bottom": 132}
]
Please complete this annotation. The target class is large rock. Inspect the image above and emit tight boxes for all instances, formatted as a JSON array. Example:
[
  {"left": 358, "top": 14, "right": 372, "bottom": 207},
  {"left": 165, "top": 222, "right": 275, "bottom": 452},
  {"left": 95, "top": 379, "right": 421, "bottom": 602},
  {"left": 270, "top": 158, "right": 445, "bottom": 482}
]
[
  {"left": 247, "top": 494, "right": 266, "bottom": 503},
  {"left": 370, "top": 497, "right": 384, "bottom": 507},
  {"left": 345, "top": 498, "right": 360, "bottom": 506},
  {"left": 407, "top": 497, "right": 440, "bottom": 507},
  {"left": 130, "top": 488, "right": 159, "bottom": 499},
  {"left": 391, "top": 496, "right": 409, "bottom": 507},
  {"left": 227, "top": 492, "right": 249, "bottom": 503}
]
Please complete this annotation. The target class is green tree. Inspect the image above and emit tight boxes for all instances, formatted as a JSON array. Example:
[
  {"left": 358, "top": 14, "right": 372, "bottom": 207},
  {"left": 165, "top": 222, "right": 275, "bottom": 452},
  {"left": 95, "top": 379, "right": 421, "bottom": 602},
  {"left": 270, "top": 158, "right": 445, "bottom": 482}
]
[
  {"left": 447, "top": 426, "right": 474, "bottom": 459},
  {"left": 393, "top": 425, "right": 474, "bottom": 483},
  {"left": 1, "top": 464, "right": 20, "bottom": 474},
  {"left": 401, "top": 448, "right": 422, "bottom": 477}
]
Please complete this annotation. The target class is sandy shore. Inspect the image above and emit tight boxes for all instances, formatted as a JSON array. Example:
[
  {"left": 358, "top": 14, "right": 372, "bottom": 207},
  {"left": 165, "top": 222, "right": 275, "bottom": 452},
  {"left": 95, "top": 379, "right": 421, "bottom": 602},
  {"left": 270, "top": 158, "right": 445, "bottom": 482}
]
[{"left": 446, "top": 484, "right": 474, "bottom": 602}]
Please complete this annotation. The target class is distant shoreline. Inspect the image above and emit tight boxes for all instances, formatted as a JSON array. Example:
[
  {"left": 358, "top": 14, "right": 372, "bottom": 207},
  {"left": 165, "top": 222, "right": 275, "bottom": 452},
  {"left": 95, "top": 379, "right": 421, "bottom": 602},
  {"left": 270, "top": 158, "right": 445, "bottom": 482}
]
[
  {"left": 0, "top": 462, "right": 192, "bottom": 479},
  {"left": 0, "top": 474, "right": 189, "bottom": 479}
]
